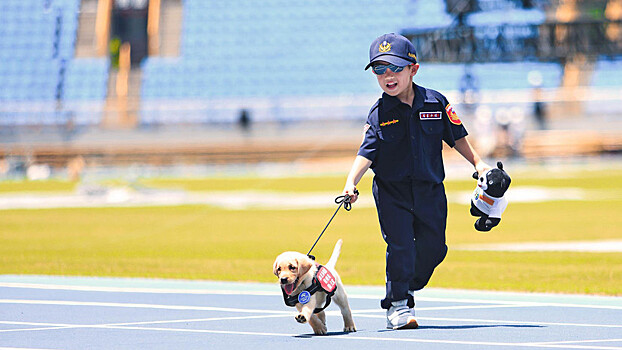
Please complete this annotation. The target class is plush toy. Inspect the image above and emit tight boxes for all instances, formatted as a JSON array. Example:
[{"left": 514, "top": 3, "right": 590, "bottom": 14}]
[{"left": 470, "top": 161, "right": 511, "bottom": 232}]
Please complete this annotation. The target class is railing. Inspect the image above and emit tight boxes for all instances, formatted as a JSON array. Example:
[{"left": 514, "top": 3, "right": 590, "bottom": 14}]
[{"left": 403, "top": 20, "right": 622, "bottom": 63}]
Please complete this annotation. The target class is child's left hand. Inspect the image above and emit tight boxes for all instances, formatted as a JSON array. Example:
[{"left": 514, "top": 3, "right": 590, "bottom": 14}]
[{"left": 475, "top": 162, "right": 492, "bottom": 178}]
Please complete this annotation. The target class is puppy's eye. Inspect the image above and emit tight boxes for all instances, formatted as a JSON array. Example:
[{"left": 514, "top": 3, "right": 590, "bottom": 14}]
[{"left": 289, "top": 265, "right": 296, "bottom": 271}]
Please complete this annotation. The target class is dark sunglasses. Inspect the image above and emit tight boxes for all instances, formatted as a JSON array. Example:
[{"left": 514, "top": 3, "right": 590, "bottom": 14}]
[{"left": 372, "top": 64, "right": 406, "bottom": 75}]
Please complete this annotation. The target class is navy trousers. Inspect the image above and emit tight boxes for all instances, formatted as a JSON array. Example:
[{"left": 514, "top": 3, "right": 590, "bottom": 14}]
[{"left": 372, "top": 176, "right": 448, "bottom": 309}]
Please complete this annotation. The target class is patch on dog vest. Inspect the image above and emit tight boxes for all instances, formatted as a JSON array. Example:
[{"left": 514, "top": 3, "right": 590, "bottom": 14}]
[
  {"left": 298, "top": 291, "right": 311, "bottom": 304},
  {"left": 316, "top": 266, "right": 337, "bottom": 293}
]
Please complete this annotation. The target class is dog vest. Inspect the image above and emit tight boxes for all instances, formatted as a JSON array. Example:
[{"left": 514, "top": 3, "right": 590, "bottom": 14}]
[
  {"left": 472, "top": 186, "right": 508, "bottom": 219},
  {"left": 281, "top": 264, "right": 337, "bottom": 314}
]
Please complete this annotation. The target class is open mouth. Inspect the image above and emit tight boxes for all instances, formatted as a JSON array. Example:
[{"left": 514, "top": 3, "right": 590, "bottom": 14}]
[
  {"left": 281, "top": 278, "right": 299, "bottom": 295},
  {"left": 386, "top": 82, "right": 397, "bottom": 90}
]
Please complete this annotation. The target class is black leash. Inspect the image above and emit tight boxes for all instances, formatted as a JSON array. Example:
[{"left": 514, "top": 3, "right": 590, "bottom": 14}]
[{"left": 307, "top": 189, "right": 359, "bottom": 259}]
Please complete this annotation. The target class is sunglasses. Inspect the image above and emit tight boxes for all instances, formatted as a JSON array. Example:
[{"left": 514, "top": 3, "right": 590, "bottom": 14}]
[{"left": 372, "top": 64, "right": 406, "bottom": 75}]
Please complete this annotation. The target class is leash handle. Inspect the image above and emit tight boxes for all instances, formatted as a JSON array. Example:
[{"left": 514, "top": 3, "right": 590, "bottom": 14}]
[{"left": 307, "top": 189, "right": 359, "bottom": 258}]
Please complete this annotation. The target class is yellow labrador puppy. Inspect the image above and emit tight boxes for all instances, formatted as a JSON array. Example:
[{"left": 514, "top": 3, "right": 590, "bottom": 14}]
[{"left": 273, "top": 239, "right": 356, "bottom": 335}]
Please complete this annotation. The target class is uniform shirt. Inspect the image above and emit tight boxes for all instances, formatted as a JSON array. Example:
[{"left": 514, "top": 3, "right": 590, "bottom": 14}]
[{"left": 358, "top": 83, "right": 468, "bottom": 183}]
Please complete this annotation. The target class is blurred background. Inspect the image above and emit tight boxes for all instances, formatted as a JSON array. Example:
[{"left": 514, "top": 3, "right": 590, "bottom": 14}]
[{"left": 0, "top": 0, "right": 621, "bottom": 182}]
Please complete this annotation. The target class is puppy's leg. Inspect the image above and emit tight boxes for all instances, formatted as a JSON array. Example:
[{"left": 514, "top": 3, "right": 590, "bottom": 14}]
[
  {"left": 309, "top": 311, "right": 327, "bottom": 335},
  {"left": 333, "top": 286, "right": 356, "bottom": 332},
  {"left": 316, "top": 310, "right": 326, "bottom": 327},
  {"left": 295, "top": 302, "right": 326, "bottom": 335},
  {"left": 294, "top": 302, "right": 314, "bottom": 324}
]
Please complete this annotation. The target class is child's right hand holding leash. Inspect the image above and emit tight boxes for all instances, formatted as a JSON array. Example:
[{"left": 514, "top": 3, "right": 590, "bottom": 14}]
[{"left": 342, "top": 185, "right": 359, "bottom": 204}]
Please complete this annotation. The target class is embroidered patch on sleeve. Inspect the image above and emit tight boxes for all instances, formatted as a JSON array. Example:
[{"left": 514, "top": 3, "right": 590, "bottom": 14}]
[
  {"left": 420, "top": 112, "right": 442, "bottom": 120},
  {"left": 379, "top": 119, "right": 399, "bottom": 127},
  {"left": 445, "top": 104, "right": 462, "bottom": 125}
]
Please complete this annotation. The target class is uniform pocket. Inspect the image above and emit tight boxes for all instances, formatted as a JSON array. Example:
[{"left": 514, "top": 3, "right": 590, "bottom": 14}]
[
  {"left": 421, "top": 120, "right": 443, "bottom": 135},
  {"left": 378, "top": 124, "right": 406, "bottom": 143},
  {"left": 421, "top": 120, "right": 443, "bottom": 152}
]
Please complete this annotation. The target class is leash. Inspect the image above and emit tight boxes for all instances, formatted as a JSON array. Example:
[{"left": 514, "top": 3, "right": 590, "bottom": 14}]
[{"left": 307, "top": 189, "right": 359, "bottom": 259}]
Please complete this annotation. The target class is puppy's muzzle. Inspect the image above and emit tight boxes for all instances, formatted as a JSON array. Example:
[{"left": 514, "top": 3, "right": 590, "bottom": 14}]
[{"left": 281, "top": 277, "right": 299, "bottom": 295}]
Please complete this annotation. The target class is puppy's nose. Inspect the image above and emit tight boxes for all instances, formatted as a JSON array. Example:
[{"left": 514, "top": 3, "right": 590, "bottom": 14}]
[{"left": 280, "top": 277, "right": 289, "bottom": 284}]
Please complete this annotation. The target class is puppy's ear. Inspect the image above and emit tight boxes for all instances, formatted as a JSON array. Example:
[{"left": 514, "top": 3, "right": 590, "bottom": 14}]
[
  {"left": 273, "top": 258, "right": 280, "bottom": 277},
  {"left": 297, "top": 255, "right": 313, "bottom": 277}
]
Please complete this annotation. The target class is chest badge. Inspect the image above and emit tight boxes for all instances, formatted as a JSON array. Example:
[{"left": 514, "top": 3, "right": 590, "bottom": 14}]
[
  {"left": 380, "top": 119, "right": 399, "bottom": 127},
  {"left": 419, "top": 112, "right": 442, "bottom": 120},
  {"left": 298, "top": 291, "right": 311, "bottom": 304}
]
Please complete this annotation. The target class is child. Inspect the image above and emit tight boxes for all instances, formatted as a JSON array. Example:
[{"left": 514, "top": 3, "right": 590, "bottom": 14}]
[{"left": 342, "top": 33, "right": 491, "bottom": 330}]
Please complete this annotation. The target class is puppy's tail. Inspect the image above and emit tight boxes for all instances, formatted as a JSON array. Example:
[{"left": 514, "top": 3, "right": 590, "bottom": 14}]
[{"left": 326, "top": 239, "right": 343, "bottom": 269}]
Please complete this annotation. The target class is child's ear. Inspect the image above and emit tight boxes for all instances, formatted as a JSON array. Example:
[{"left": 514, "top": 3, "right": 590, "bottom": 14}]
[{"left": 411, "top": 63, "right": 420, "bottom": 77}]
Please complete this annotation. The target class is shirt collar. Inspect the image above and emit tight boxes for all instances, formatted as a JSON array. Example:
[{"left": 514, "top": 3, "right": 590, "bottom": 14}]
[{"left": 382, "top": 83, "right": 430, "bottom": 111}]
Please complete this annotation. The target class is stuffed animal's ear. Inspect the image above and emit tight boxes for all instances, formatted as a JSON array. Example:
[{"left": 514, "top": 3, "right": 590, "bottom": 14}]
[{"left": 497, "top": 161, "right": 503, "bottom": 170}]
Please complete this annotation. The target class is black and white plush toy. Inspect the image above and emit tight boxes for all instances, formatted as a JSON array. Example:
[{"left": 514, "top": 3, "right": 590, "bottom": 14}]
[{"left": 470, "top": 161, "right": 511, "bottom": 232}]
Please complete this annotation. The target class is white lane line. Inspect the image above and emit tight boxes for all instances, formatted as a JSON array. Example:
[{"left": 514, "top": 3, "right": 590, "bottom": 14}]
[
  {"left": 3, "top": 283, "right": 621, "bottom": 310},
  {"left": 0, "top": 314, "right": 293, "bottom": 333},
  {"left": 0, "top": 282, "right": 282, "bottom": 297},
  {"left": 416, "top": 304, "right": 538, "bottom": 311},
  {"left": 0, "top": 299, "right": 290, "bottom": 315},
  {"left": 0, "top": 299, "right": 547, "bottom": 316},
  {"left": 0, "top": 347, "right": 61, "bottom": 350},
  {"left": 351, "top": 314, "right": 622, "bottom": 329},
  {"left": 528, "top": 339, "right": 622, "bottom": 346},
  {"left": 415, "top": 297, "right": 622, "bottom": 311},
  {"left": 100, "top": 314, "right": 293, "bottom": 327},
  {"left": 76, "top": 325, "right": 622, "bottom": 350},
  {"left": 2, "top": 315, "right": 621, "bottom": 349},
  {"left": 418, "top": 316, "right": 622, "bottom": 329},
  {"left": 2, "top": 299, "right": 620, "bottom": 329},
  {"left": 0, "top": 320, "right": 81, "bottom": 333},
  {"left": 350, "top": 303, "right": 536, "bottom": 313}
]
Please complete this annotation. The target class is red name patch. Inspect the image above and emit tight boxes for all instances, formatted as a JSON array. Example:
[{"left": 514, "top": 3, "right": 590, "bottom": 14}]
[
  {"left": 317, "top": 266, "right": 337, "bottom": 293},
  {"left": 420, "top": 112, "right": 442, "bottom": 120}
]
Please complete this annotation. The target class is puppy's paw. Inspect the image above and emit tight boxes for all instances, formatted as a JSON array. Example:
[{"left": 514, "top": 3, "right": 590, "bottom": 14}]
[
  {"left": 295, "top": 314, "right": 307, "bottom": 324},
  {"left": 344, "top": 325, "right": 357, "bottom": 333},
  {"left": 313, "top": 326, "right": 328, "bottom": 335}
]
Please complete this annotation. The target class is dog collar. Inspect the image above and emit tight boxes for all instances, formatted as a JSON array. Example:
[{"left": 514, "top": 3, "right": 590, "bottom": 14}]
[{"left": 281, "top": 264, "right": 337, "bottom": 314}]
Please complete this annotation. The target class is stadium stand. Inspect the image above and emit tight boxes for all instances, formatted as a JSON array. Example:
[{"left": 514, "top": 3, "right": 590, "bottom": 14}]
[
  {"left": 0, "top": 0, "right": 109, "bottom": 126},
  {"left": 139, "top": 0, "right": 411, "bottom": 124},
  {"left": 0, "top": 0, "right": 620, "bottom": 169}
]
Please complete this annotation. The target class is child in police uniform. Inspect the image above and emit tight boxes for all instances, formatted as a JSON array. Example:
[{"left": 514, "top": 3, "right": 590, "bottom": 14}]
[{"left": 342, "top": 33, "right": 491, "bottom": 330}]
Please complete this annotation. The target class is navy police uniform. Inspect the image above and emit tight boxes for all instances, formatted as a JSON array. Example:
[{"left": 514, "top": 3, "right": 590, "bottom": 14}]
[{"left": 360, "top": 33, "right": 468, "bottom": 309}]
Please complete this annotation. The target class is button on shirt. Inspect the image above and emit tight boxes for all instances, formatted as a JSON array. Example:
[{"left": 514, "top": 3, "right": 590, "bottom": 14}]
[{"left": 358, "top": 83, "right": 468, "bottom": 183}]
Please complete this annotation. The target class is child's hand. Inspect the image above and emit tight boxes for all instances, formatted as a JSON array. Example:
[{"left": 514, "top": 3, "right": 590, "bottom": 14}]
[
  {"left": 475, "top": 162, "right": 492, "bottom": 178},
  {"left": 343, "top": 185, "right": 359, "bottom": 204}
]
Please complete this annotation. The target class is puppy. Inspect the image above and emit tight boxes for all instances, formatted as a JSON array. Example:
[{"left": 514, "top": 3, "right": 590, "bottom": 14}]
[
  {"left": 273, "top": 239, "right": 356, "bottom": 335},
  {"left": 470, "top": 161, "right": 511, "bottom": 231}
]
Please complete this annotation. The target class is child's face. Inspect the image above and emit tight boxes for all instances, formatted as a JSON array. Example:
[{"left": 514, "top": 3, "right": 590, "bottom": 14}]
[{"left": 373, "top": 62, "right": 419, "bottom": 99}]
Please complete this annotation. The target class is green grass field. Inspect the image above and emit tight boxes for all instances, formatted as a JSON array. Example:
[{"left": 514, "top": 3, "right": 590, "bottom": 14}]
[{"left": 1, "top": 167, "right": 621, "bottom": 296}]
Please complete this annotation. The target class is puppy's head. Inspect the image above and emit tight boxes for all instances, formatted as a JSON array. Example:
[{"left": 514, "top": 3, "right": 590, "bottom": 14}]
[
  {"left": 273, "top": 252, "right": 314, "bottom": 295},
  {"left": 478, "top": 161, "right": 511, "bottom": 198}
]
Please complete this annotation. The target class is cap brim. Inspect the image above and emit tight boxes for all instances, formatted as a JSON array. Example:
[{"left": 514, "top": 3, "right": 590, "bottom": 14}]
[{"left": 365, "top": 55, "right": 414, "bottom": 70}]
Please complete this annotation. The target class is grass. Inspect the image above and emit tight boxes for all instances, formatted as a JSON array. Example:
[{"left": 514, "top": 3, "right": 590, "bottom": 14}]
[{"left": 0, "top": 168, "right": 621, "bottom": 295}]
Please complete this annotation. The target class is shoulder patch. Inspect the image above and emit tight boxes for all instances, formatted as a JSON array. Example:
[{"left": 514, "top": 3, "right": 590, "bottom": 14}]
[{"left": 445, "top": 104, "right": 462, "bottom": 125}]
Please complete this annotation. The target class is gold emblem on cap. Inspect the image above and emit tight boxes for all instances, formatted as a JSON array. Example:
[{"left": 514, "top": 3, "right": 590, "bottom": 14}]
[
  {"left": 379, "top": 41, "right": 391, "bottom": 53},
  {"left": 408, "top": 52, "right": 417, "bottom": 60}
]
